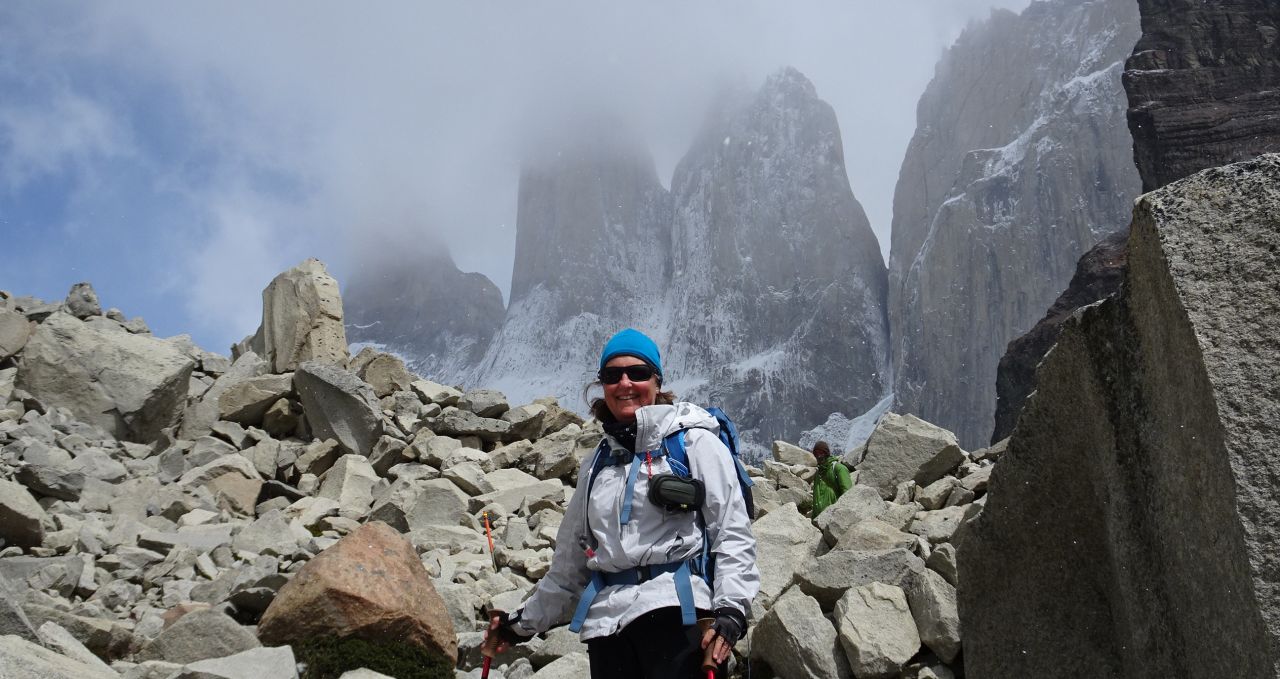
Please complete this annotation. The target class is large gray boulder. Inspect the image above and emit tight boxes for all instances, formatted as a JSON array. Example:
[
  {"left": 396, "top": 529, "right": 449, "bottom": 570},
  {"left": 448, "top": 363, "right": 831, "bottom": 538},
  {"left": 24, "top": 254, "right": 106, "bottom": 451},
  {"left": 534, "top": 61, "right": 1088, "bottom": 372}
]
[
  {"left": 352, "top": 350, "right": 417, "bottom": 398},
  {"left": 798, "top": 548, "right": 926, "bottom": 610},
  {"left": 904, "top": 568, "right": 961, "bottom": 663},
  {"left": 180, "top": 351, "right": 268, "bottom": 439},
  {"left": 36, "top": 621, "right": 115, "bottom": 673},
  {"left": 16, "top": 312, "right": 194, "bottom": 442},
  {"left": 960, "top": 156, "right": 1280, "bottom": 677},
  {"left": 0, "top": 572, "right": 37, "bottom": 642},
  {"left": 135, "top": 607, "right": 260, "bottom": 664},
  {"left": 814, "top": 485, "right": 888, "bottom": 545},
  {"left": 64, "top": 282, "right": 101, "bottom": 319},
  {"left": 294, "top": 361, "right": 383, "bottom": 456},
  {"left": 0, "top": 477, "right": 49, "bottom": 547},
  {"left": 750, "top": 502, "right": 824, "bottom": 609},
  {"left": 751, "top": 586, "right": 852, "bottom": 679},
  {"left": 834, "top": 582, "right": 920, "bottom": 679},
  {"left": 255, "top": 258, "right": 349, "bottom": 373},
  {"left": 317, "top": 454, "right": 379, "bottom": 517},
  {"left": 218, "top": 374, "right": 294, "bottom": 425},
  {"left": 0, "top": 308, "right": 31, "bottom": 360},
  {"left": 433, "top": 407, "right": 511, "bottom": 442},
  {"left": 174, "top": 645, "right": 298, "bottom": 679},
  {"left": 856, "top": 413, "right": 965, "bottom": 499}
]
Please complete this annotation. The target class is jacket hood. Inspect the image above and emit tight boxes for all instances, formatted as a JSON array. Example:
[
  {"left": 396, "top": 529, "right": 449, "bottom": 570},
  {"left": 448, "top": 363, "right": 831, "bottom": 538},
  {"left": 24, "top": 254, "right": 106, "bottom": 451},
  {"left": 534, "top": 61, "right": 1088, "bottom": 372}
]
[{"left": 631, "top": 402, "right": 719, "bottom": 453}]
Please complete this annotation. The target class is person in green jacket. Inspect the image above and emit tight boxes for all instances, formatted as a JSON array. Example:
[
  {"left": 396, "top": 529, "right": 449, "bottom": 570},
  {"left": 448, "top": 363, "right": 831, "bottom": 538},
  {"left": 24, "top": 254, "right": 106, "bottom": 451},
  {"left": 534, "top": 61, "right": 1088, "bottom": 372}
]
[{"left": 811, "top": 440, "right": 853, "bottom": 518}]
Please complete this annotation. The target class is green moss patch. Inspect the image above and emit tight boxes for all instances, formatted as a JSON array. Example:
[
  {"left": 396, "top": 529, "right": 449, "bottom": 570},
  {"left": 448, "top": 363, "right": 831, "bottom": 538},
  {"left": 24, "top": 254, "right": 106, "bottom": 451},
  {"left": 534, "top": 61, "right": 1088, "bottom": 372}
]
[{"left": 297, "top": 636, "right": 454, "bottom": 679}]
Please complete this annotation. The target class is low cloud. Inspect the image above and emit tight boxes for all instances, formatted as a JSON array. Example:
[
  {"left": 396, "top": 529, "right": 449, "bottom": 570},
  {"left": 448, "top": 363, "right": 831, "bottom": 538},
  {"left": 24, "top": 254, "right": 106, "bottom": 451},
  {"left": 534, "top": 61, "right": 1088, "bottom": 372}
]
[{"left": 0, "top": 0, "right": 1029, "bottom": 352}]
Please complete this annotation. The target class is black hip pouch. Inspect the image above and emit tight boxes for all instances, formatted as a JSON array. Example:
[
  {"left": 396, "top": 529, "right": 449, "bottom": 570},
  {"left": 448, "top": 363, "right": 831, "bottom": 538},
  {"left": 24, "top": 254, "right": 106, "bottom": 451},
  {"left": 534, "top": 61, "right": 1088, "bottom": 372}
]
[{"left": 647, "top": 474, "right": 705, "bottom": 512}]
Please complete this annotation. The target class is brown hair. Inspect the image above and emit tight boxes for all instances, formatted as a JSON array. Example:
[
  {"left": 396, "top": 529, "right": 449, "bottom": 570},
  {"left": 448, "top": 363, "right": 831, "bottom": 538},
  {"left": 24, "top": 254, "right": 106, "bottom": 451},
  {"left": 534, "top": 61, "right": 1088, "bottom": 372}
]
[
  {"left": 584, "top": 379, "right": 677, "bottom": 423},
  {"left": 813, "top": 440, "right": 831, "bottom": 457}
]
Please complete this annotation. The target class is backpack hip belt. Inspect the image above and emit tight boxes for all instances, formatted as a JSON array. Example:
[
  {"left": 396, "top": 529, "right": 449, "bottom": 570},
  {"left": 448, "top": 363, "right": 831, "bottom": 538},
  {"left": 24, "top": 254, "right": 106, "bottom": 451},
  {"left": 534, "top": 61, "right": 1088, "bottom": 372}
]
[{"left": 568, "top": 559, "right": 707, "bottom": 632}]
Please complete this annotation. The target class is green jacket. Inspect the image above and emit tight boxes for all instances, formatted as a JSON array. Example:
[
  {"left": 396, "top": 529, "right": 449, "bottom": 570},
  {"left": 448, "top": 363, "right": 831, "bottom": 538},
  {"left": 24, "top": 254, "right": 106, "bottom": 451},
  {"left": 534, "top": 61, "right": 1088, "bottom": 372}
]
[{"left": 812, "top": 456, "right": 853, "bottom": 518}]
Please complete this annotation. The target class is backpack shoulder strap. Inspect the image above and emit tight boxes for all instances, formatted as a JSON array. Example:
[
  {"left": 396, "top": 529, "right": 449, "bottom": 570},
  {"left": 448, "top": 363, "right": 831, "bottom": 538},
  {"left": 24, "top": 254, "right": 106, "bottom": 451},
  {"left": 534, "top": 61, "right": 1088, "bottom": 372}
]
[
  {"left": 584, "top": 439, "right": 610, "bottom": 492},
  {"left": 663, "top": 430, "right": 691, "bottom": 477}
]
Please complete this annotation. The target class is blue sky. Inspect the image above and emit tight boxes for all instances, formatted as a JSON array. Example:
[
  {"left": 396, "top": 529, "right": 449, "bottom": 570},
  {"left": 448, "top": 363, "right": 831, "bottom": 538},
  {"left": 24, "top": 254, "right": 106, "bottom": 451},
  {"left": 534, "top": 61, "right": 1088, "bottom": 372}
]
[{"left": 0, "top": 1, "right": 1028, "bottom": 355}]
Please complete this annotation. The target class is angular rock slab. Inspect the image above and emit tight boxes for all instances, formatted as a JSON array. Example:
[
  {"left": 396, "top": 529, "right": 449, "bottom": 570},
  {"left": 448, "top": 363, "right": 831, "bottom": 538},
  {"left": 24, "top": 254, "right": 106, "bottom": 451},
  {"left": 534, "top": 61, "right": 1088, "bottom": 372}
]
[
  {"left": 751, "top": 586, "right": 851, "bottom": 679},
  {"left": 294, "top": 361, "right": 384, "bottom": 456},
  {"left": 0, "top": 308, "right": 32, "bottom": 360},
  {"left": 748, "top": 502, "right": 824, "bottom": 609},
  {"left": 856, "top": 412, "right": 965, "bottom": 499},
  {"left": 0, "top": 634, "right": 118, "bottom": 679},
  {"left": 135, "top": 607, "right": 260, "bottom": 664},
  {"left": 258, "top": 520, "right": 457, "bottom": 664},
  {"left": 180, "top": 351, "right": 268, "bottom": 439},
  {"left": 356, "top": 352, "right": 416, "bottom": 398},
  {"left": 218, "top": 373, "right": 294, "bottom": 425},
  {"left": 834, "top": 582, "right": 920, "bottom": 679},
  {"left": 960, "top": 156, "right": 1280, "bottom": 677},
  {"left": 257, "top": 258, "right": 349, "bottom": 373},
  {"left": 0, "top": 477, "right": 48, "bottom": 547},
  {"left": 178, "top": 645, "right": 298, "bottom": 679},
  {"left": 16, "top": 311, "right": 194, "bottom": 442},
  {"left": 36, "top": 621, "right": 115, "bottom": 673},
  {"left": 904, "top": 568, "right": 961, "bottom": 663},
  {"left": 798, "top": 548, "right": 926, "bottom": 611},
  {"left": 814, "top": 484, "right": 886, "bottom": 544},
  {"left": 772, "top": 439, "right": 817, "bottom": 466}
]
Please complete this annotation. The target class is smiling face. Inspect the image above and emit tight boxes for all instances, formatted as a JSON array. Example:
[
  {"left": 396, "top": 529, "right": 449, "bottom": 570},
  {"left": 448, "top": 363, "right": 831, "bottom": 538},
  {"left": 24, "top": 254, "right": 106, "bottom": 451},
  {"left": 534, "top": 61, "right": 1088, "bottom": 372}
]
[{"left": 602, "top": 355, "right": 659, "bottom": 422}]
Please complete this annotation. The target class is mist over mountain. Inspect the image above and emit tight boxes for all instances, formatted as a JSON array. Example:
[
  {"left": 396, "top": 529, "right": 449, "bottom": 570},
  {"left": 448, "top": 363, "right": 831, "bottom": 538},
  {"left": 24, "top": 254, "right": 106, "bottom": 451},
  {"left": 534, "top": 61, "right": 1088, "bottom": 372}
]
[
  {"left": 463, "top": 123, "right": 674, "bottom": 417},
  {"left": 346, "top": 0, "right": 1150, "bottom": 453},
  {"left": 888, "top": 0, "right": 1142, "bottom": 448},
  {"left": 346, "top": 68, "right": 890, "bottom": 452},
  {"left": 344, "top": 243, "right": 504, "bottom": 382}
]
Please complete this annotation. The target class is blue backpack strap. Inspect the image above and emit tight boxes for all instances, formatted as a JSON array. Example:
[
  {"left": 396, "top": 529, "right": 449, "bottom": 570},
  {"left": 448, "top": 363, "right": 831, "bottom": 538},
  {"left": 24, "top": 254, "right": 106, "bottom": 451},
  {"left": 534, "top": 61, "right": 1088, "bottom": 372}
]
[
  {"left": 672, "top": 561, "right": 697, "bottom": 625},
  {"left": 664, "top": 430, "right": 691, "bottom": 477},
  {"left": 569, "top": 570, "right": 605, "bottom": 632},
  {"left": 570, "top": 441, "right": 614, "bottom": 633},
  {"left": 619, "top": 454, "right": 645, "bottom": 525},
  {"left": 706, "top": 406, "right": 754, "bottom": 491},
  {"left": 584, "top": 440, "right": 610, "bottom": 493}
]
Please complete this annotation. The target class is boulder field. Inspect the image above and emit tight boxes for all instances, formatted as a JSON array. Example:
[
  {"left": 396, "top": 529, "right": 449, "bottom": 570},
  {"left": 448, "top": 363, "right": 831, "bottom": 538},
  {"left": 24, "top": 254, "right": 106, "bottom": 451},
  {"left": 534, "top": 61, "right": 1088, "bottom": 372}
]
[{"left": 0, "top": 259, "right": 987, "bottom": 679}]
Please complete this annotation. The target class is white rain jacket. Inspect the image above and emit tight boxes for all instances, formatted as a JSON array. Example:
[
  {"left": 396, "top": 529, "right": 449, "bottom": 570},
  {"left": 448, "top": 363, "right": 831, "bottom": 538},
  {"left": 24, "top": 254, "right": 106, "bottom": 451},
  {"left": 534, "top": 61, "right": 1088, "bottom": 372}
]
[{"left": 512, "top": 402, "right": 760, "bottom": 641}]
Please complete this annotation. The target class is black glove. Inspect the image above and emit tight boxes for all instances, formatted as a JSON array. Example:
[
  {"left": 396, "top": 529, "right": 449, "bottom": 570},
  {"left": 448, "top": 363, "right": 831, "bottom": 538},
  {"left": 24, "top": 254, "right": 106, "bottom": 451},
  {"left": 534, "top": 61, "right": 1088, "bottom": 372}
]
[
  {"left": 709, "top": 606, "right": 747, "bottom": 647},
  {"left": 490, "top": 609, "right": 534, "bottom": 647}
]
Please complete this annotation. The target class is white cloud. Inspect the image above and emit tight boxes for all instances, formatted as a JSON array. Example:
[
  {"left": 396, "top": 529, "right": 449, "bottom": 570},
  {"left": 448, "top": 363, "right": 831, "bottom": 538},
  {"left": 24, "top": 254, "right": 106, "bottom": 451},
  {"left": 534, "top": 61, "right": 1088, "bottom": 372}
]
[
  {"left": 1, "top": 0, "right": 1033, "bottom": 351},
  {"left": 0, "top": 85, "right": 129, "bottom": 191}
]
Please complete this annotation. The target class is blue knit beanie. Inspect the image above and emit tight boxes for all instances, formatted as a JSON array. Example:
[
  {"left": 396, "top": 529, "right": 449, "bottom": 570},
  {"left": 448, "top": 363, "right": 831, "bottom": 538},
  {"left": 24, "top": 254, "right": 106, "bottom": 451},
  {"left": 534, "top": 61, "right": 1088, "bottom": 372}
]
[{"left": 599, "top": 328, "right": 662, "bottom": 377}]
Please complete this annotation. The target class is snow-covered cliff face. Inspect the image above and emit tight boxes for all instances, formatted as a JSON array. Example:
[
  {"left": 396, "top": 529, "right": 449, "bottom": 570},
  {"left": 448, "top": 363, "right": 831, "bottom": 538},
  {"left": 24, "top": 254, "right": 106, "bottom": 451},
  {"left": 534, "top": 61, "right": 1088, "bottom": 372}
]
[
  {"left": 666, "top": 67, "right": 890, "bottom": 446},
  {"left": 889, "top": 0, "right": 1142, "bottom": 448},
  {"left": 343, "top": 248, "right": 505, "bottom": 382},
  {"left": 466, "top": 129, "right": 674, "bottom": 408}
]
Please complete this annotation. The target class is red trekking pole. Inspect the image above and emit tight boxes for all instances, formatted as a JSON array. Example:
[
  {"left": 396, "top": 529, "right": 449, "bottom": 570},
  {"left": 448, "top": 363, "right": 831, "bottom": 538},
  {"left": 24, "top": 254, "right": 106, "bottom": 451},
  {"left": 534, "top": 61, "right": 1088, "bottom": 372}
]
[
  {"left": 481, "top": 512, "right": 499, "bottom": 679},
  {"left": 699, "top": 618, "right": 719, "bottom": 679}
]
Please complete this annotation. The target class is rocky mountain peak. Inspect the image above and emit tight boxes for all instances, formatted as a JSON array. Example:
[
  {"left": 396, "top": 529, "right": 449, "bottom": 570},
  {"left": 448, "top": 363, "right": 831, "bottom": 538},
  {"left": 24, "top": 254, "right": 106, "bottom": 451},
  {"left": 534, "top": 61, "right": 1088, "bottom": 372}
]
[
  {"left": 436, "top": 66, "right": 890, "bottom": 451},
  {"left": 509, "top": 120, "right": 671, "bottom": 311},
  {"left": 666, "top": 66, "right": 889, "bottom": 447}
]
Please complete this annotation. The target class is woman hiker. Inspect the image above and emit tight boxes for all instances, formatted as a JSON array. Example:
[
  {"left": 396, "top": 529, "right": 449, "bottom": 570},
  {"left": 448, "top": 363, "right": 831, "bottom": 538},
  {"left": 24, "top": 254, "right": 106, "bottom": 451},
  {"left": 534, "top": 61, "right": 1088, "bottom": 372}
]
[
  {"left": 810, "top": 440, "right": 853, "bottom": 518},
  {"left": 483, "top": 328, "right": 760, "bottom": 678}
]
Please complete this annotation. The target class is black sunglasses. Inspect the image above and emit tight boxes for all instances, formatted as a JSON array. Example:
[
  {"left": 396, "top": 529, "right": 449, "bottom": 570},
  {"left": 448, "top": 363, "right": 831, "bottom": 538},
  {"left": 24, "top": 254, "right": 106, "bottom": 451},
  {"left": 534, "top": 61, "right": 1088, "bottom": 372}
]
[{"left": 598, "top": 365, "right": 657, "bottom": 385}]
